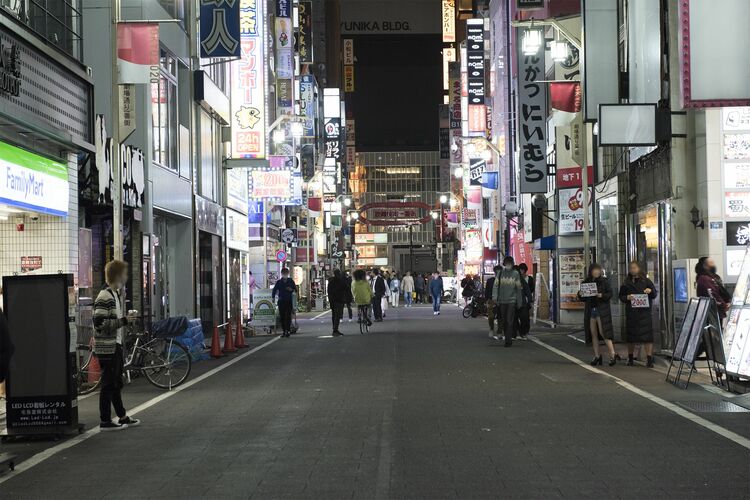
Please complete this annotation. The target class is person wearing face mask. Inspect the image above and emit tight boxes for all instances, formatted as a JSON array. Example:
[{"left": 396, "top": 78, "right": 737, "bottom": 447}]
[
  {"left": 696, "top": 257, "right": 731, "bottom": 321},
  {"left": 578, "top": 263, "right": 617, "bottom": 366},
  {"left": 492, "top": 256, "right": 523, "bottom": 347},
  {"left": 93, "top": 260, "right": 140, "bottom": 431},
  {"left": 619, "top": 261, "right": 658, "bottom": 367}
]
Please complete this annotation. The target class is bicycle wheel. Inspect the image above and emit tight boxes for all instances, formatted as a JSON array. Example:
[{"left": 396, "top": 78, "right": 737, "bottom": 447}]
[
  {"left": 75, "top": 344, "right": 101, "bottom": 395},
  {"left": 141, "top": 338, "right": 192, "bottom": 390},
  {"left": 462, "top": 305, "right": 473, "bottom": 318}
]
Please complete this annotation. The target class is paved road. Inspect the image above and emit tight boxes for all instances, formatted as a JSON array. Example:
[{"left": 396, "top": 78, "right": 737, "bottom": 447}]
[{"left": 1, "top": 305, "right": 749, "bottom": 499}]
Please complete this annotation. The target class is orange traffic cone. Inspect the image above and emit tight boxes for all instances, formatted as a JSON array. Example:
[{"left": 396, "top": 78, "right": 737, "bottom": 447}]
[
  {"left": 88, "top": 353, "right": 101, "bottom": 382},
  {"left": 210, "top": 325, "right": 224, "bottom": 358},
  {"left": 222, "top": 322, "right": 237, "bottom": 353},
  {"left": 235, "top": 317, "right": 248, "bottom": 348}
]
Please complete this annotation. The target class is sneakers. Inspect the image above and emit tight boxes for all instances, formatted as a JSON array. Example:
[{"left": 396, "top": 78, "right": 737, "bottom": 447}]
[
  {"left": 119, "top": 416, "right": 140, "bottom": 427},
  {"left": 333, "top": 331, "right": 344, "bottom": 337},
  {"left": 488, "top": 330, "right": 495, "bottom": 338},
  {"left": 100, "top": 421, "right": 127, "bottom": 431},
  {"left": 519, "top": 335, "right": 528, "bottom": 341}
]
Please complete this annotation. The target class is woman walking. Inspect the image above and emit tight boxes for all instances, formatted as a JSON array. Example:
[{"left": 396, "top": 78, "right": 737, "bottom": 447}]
[
  {"left": 579, "top": 263, "right": 617, "bottom": 366},
  {"left": 619, "top": 261, "right": 658, "bottom": 367},
  {"left": 390, "top": 272, "right": 400, "bottom": 308}
]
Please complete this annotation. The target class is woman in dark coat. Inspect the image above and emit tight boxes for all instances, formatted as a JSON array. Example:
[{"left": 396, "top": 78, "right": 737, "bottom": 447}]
[
  {"left": 619, "top": 262, "right": 658, "bottom": 367},
  {"left": 578, "top": 263, "right": 617, "bottom": 366},
  {"left": 695, "top": 257, "right": 731, "bottom": 320}
]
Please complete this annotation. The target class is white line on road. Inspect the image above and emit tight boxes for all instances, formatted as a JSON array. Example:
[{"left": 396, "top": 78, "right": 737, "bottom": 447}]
[
  {"left": 0, "top": 336, "right": 280, "bottom": 485},
  {"left": 310, "top": 309, "right": 330, "bottom": 320},
  {"left": 530, "top": 336, "right": 750, "bottom": 451}
]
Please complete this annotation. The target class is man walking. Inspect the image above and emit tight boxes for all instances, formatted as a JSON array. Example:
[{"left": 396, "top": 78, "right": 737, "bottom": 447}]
[
  {"left": 402, "top": 271, "right": 415, "bottom": 307},
  {"left": 93, "top": 260, "right": 140, "bottom": 431},
  {"left": 272, "top": 268, "right": 296, "bottom": 337},
  {"left": 327, "top": 269, "right": 349, "bottom": 336},
  {"left": 492, "top": 256, "right": 523, "bottom": 347},
  {"left": 429, "top": 272, "right": 444, "bottom": 315},
  {"left": 371, "top": 269, "right": 386, "bottom": 321},
  {"left": 516, "top": 263, "right": 534, "bottom": 340},
  {"left": 485, "top": 265, "right": 501, "bottom": 339},
  {"left": 415, "top": 273, "right": 425, "bottom": 304}
]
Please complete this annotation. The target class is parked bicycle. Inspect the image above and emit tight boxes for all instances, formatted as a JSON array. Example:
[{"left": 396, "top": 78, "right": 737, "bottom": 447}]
[{"left": 75, "top": 322, "right": 192, "bottom": 394}]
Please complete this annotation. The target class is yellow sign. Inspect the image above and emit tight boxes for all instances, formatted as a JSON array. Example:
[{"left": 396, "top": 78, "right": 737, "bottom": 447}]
[{"left": 344, "top": 65, "right": 355, "bottom": 92}]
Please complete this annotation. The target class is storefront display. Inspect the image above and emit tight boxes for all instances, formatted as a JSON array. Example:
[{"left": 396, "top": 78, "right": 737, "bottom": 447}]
[
  {"left": 559, "top": 248, "right": 585, "bottom": 310},
  {"left": 724, "top": 248, "right": 750, "bottom": 378}
]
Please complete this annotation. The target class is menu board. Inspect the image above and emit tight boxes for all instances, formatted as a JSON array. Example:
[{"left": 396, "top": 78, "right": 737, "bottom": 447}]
[
  {"left": 725, "top": 247, "right": 750, "bottom": 377},
  {"left": 674, "top": 298, "right": 698, "bottom": 360},
  {"left": 559, "top": 249, "right": 585, "bottom": 310}
]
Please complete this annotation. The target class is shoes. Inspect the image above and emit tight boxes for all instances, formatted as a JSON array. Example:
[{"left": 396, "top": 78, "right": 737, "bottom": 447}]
[
  {"left": 118, "top": 416, "right": 140, "bottom": 427},
  {"left": 488, "top": 330, "right": 495, "bottom": 339},
  {"left": 519, "top": 335, "right": 528, "bottom": 341},
  {"left": 333, "top": 331, "right": 343, "bottom": 337},
  {"left": 437, "top": 311, "right": 440, "bottom": 315},
  {"left": 433, "top": 311, "right": 437, "bottom": 315},
  {"left": 627, "top": 355, "right": 634, "bottom": 366},
  {"left": 348, "top": 319, "right": 352, "bottom": 323},
  {"left": 608, "top": 356, "right": 617, "bottom": 367},
  {"left": 100, "top": 421, "right": 127, "bottom": 431},
  {"left": 590, "top": 356, "right": 603, "bottom": 366},
  {"left": 646, "top": 356, "right": 655, "bottom": 368},
  {"left": 374, "top": 318, "right": 383, "bottom": 322}
]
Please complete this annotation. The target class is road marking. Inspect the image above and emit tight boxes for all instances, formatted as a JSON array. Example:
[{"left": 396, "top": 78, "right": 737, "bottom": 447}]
[
  {"left": 310, "top": 310, "right": 330, "bottom": 320},
  {"left": 0, "top": 336, "right": 280, "bottom": 485},
  {"left": 530, "top": 336, "right": 750, "bottom": 451}
]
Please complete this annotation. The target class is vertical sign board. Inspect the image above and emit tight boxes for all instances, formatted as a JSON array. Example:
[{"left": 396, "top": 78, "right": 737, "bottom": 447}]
[
  {"left": 298, "top": 1, "right": 313, "bottom": 64},
  {"left": 299, "top": 75, "right": 316, "bottom": 137},
  {"left": 466, "top": 19, "right": 485, "bottom": 137},
  {"left": 343, "top": 39, "right": 354, "bottom": 65},
  {"left": 231, "top": 0, "right": 266, "bottom": 158},
  {"left": 200, "top": 0, "right": 241, "bottom": 57},
  {"left": 442, "top": 0, "right": 456, "bottom": 42},
  {"left": 449, "top": 61, "right": 463, "bottom": 169},
  {"left": 517, "top": 30, "right": 547, "bottom": 193}
]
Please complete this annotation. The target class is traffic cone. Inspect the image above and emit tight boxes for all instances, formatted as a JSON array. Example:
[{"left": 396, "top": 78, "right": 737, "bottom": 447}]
[
  {"left": 88, "top": 353, "right": 101, "bottom": 383},
  {"left": 210, "top": 325, "right": 224, "bottom": 358},
  {"left": 222, "top": 322, "right": 237, "bottom": 353},
  {"left": 235, "top": 317, "right": 248, "bottom": 348}
]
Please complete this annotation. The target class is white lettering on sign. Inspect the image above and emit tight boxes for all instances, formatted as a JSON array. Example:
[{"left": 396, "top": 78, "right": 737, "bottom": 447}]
[{"left": 0, "top": 144, "right": 68, "bottom": 216}]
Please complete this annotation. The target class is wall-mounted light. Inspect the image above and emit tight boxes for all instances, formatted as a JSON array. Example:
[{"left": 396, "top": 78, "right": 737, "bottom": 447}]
[
  {"left": 522, "top": 28, "right": 543, "bottom": 56},
  {"left": 272, "top": 129, "right": 286, "bottom": 143},
  {"left": 343, "top": 197, "right": 352, "bottom": 207},
  {"left": 690, "top": 206, "right": 705, "bottom": 229},
  {"left": 550, "top": 40, "right": 568, "bottom": 62}
]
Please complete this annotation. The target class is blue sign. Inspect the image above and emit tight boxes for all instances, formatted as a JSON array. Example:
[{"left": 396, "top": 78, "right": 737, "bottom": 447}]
[
  {"left": 200, "top": 0, "right": 241, "bottom": 58},
  {"left": 300, "top": 75, "right": 316, "bottom": 137},
  {"left": 276, "top": 0, "right": 291, "bottom": 18}
]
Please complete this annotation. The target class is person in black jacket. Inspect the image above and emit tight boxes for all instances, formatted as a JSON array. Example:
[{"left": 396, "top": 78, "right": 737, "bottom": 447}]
[
  {"left": 578, "top": 263, "right": 618, "bottom": 366},
  {"left": 272, "top": 268, "right": 296, "bottom": 337},
  {"left": 516, "top": 263, "right": 534, "bottom": 340},
  {"left": 619, "top": 261, "right": 658, "bottom": 367},
  {"left": 485, "top": 265, "right": 501, "bottom": 339},
  {"left": 327, "top": 269, "right": 350, "bottom": 336},
  {"left": 371, "top": 269, "right": 387, "bottom": 321}
]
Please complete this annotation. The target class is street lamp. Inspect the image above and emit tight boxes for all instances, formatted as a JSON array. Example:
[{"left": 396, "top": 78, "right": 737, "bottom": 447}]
[
  {"left": 431, "top": 211, "right": 439, "bottom": 220},
  {"left": 439, "top": 194, "right": 448, "bottom": 204},
  {"left": 343, "top": 197, "right": 352, "bottom": 207}
]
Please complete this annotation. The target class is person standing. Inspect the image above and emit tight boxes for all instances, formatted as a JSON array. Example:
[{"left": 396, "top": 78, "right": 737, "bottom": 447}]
[
  {"left": 248, "top": 270, "right": 260, "bottom": 308},
  {"left": 389, "top": 272, "right": 401, "bottom": 308},
  {"left": 696, "top": 257, "right": 731, "bottom": 321},
  {"left": 352, "top": 269, "right": 373, "bottom": 329},
  {"left": 327, "top": 269, "right": 349, "bottom": 336},
  {"left": 579, "top": 263, "right": 617, "bottom": 366},
  {"left": 381, "top": 271, "right": 391, "bottom": 318},
  {"left": 429, "top": 272, "right": 444, "bottom": 315},
  {"left": 492, "top": 256, "right": 523, "bottom": 347},
  {"left": 516, "top": 264, "right": 534, "bottom": 340},
  {"left": 485, "top": 265, "right": 500, "bottom": 339},
  {"left": 619, "top": 261, "right": 658, "bottom": 367},
  {"left": 371, "top": 269, "right": 387, "bottom": 322},
  {"left": 344, "top": 271, "right": 354, "bottom": 322},
  {"left": 402, "top": 271, "right": 415, "bottom": 307},
  {"left": 272, "top": 268, "right": 296, "bottom": 337},
  {"left": 415, "top": 273, "right": 425, "bottom": 304},
  {"left": 93, "top": 260, "right": 140, "bottom": 431}
]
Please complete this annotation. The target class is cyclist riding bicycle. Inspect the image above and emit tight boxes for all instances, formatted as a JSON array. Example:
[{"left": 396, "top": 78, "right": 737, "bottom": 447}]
[{"left": 351, "top": 269, "right": 373, "bottom": 328}]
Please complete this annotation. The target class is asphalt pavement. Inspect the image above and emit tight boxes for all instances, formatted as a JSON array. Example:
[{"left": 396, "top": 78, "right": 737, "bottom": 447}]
[{"left": 0, "top": 304, "right": 748, "bottom": 499}]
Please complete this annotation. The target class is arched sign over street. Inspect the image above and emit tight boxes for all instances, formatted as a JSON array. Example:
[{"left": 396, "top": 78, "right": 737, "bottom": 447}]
[{"left": 357, "top": 201, "right": 433, "bottom": 226}]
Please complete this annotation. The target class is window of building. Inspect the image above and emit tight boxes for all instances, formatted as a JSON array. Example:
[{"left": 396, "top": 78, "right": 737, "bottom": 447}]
[
  {"left": 200, "top": 59, "right": 229, "bottom": 95},
  {"left": 151, "top": 51, "right": 179, "bottom": 171},
  {"left": 156, "top": 0, "right": 186, "bottom": 28},
  {"left": 2, "top": 0, "right": 84, "bottom": 60}
]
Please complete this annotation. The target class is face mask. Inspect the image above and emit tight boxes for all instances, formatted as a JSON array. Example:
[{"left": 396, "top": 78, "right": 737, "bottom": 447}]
[
  {"left": 709, "top": 266, "right": 718, "bottom": 274},
  {"left": 504, "top": 265, "right": 513, "bottom": 271}
]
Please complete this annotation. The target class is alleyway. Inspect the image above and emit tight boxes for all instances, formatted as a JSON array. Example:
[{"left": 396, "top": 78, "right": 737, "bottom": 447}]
[{"left": 1, "top": 306, "right": 748, "bottom": 499}]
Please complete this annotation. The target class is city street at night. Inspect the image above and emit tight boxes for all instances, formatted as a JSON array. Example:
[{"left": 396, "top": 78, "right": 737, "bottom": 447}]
[{"left": 1, "top": 307, "right": 748, "bottom": 498}]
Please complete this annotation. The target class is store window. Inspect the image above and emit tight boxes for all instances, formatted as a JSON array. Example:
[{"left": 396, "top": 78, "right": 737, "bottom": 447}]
[
  {"left": 157, "top": 0, "right": 187, "bottom": 28},
  {"left": 151, "top": 52, "right": 179, "bottom": 172}
]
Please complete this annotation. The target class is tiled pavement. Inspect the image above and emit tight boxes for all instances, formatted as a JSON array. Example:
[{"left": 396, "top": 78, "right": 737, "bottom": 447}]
[{"left": 0, "top": 305, "right": 748, "bottom": 499}]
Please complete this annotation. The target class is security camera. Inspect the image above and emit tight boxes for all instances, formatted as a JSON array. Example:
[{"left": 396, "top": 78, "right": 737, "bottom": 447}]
[{"left": 29, "top": 215, "right": 40, "bottom": 222}]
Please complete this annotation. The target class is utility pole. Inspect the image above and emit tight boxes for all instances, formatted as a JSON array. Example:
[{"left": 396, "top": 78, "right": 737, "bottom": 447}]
[{"left": 111, "top": 0, "right": 122, "bottom": 261}]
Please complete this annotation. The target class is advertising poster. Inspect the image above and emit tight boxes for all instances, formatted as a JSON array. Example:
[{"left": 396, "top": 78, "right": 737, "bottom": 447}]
[
  {"left": 226, "top": 168, "right": 248, "bottom": 214},
  {"left": 559, "top": 248, "right": 585, "bottom": 310},
  {"left": 299, "top": 75, "right": 316, "bottom": 137},
  {"left": 468, "top": 158, "right": 486, "bottom": 186},
  {"left": 464, "top": 229, "right": 483, "bottom": 264},
  {"left": 725, "top": 191, "right": 750, "bottom": 218},
  {"left": 231, "top": 0, "right": 266, "bottom": 158},
  {"left": 252, "top": 289, "right": 276, "bottom": 328},
  {"left": 558, "top": 187, "right": 594, "bottom": 234},
  {"left": 726, "top": 221, "right": 750, "bottom": 245},
  {"left": 442, "top": 0, "right": 455, "bottom": 42},
  {"left": 579, "top": 282, "right": 598, "bottom": 297},
  {"left": 724, "top": 163, "right": 750, "bottom": 189},
  {"left": 249, "top": 168, "right": 293, "bottom": 200}
]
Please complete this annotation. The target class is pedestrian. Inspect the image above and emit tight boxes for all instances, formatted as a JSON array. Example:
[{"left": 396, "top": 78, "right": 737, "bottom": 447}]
[
  {"left": 93, "top": 260, "right": 140, "bottom": 431},
  {"left": 579, "top": 263, "right": 617, "bottom": 366},
  {"left": 352, "top": 269, "right": 373, "bottom": 329},
  {"left": 461, "top": 274, "right": 475, "bottom": 307},
  {"left": 696, "top": 257, "right": 731, "bottom": 321},
  {"left": 619, "top": 261, "right": 658, "bottom": 367},
  {"left": 429, "top": 271, "right": 444, "bottom": 315},
  {"left": 371, "top": 268, "right": 387, "bottom": 321},
  {"left": 390, "top": 272, "right": 401, "bottom": 308},
  {"left": 415, "top": 273, "right": 425, "bottom": 304},
  {"left": 516, "top": 263, "right": 534, "bottom": 340},
  {"left": 272, "top": 268, "right": 296, "bottom": 337},
  {"left": 402, "top": 271, "right": 415, "bottom": 307},
  {"left": 345, "top": 271, "right": 354, "bottom": 322},
  {"left": 382, "top": 271, "right": 390, "bottom": 318},
  {"left": 248, "top": 270, "right": 260, "bottom": 309},
  {"left": 492, "top": 256, "right": 523, "bottom": 347},
  {"left": 327, "top": 269, "right": 349, "bottom": 336},
  {"left": 485, "top": 265, "right": 501, "bottom": 339}
]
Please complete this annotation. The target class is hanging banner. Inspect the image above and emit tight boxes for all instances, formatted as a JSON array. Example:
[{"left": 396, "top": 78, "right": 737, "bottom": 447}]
[
  {"left": 517, "top": 29, "right": 547, "bottom": 193},
  {"left": 200, "top": 0, "right": 240, "bottom": 57},
  {"left": 298, "top": 1, "right": 313, "bottom": 64},
  {"left": 449, "top": 61, "right": 462, "bottom": 167},
  {"left": 468, "top": 158, "right": 486, "bottom": 186},
  {"left": 116, "top": 23, "right": 159, "bottom": 84},
  {"left": 442, "top": 0, "right": 455, "bottom": 42},
  {"left": 231, "top": 0, "right": 266, "bottom": 158},
  {"left": 344, "top": 65, "right": 355, "bottom": 92},
  {"left": 300, "top": 75, "right": 316, "bottom": 137},
  {"left": 466, "top": 19, "right": 485, "bottom": 106},
  {"left": 274, "top": 17, "right": 294, "bottom": 79}
]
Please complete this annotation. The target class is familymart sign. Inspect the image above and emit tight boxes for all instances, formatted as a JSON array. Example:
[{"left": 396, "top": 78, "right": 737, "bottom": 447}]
[{"left": 0, "top": 141, "right": 69, "bottom": 216}]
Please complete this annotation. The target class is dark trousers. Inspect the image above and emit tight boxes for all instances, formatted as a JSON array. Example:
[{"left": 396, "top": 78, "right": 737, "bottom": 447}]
[
  {"left": 347, "top": 302, "right": 353, "bottom": 319},
  {"left": 331, "top": 302, "right": 344, "bottom": 332},
  {"left": 278, "top": 300, "right": 293, "bottom": 333},
  {"left": 372, "top": 295, "right": 383, "bottom": 320},
  {"left": 497, "top": 303, "right": 516, "bottom": 346},
  {"left": 99, "top": 345, "right": 126, "bottom": 423},
  {"left": 517, "top": 305, "right": 531, "bottom": 337}
]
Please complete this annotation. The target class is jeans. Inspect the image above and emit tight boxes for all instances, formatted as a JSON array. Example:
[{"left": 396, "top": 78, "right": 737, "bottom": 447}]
[
  {"left": 497, "top": 303, "right": 516, "bottom": 346},
  {"left": 432, "top": 293, "right": 441, "bottom": 312},
  {"left": 372, "top": 295, "right": 383, "bottom": 320},
  {"left": 404, "top": 290, "right": 412, "bottom": 306},
  {"left": 99, "top": 345, "right": 126, "bottom": 423},
  {"left": 278, "top": 300, "right": 293, "bottom": 333},
  {"left": 390, "top": 290, "right": 399, "bottom": 307},
  {"left": 331, "top": 302, "right": 344, "bottom": 332}
]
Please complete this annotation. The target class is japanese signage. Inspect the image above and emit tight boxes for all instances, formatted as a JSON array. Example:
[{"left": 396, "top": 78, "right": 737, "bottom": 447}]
[
  {"left": 516, "top": 0, "right": 545, "bottom": 9},
  {"left": 559, "top": 187, "right": 594, "bottom": 234},
  {"left": 274, "top": 17, "right": 293, "bottom": 80},
  {"left": 464, "top": 229, "right": 483, "bottom": 264},
  {"left": 517, "top": 29, "right": 547, "bottom": 193},
  {"left": 727, "top": 221, "right": 750, "bottom": 246},
  {"left": 343, "top": 39, "right": 354, "bottom": 65},
  {"left": 556, "top": 166, "right": 593, "bottom": 188},
  {"left": 469, "top": 158, "right": 486, "bottom": 186},
  {"left": 300, "top": 75, "right": 316, "bottom": 137},
  {"left": 298, "top": 1, "right": 313, "bottom": 63},
  {"left": 579, "top": 282, "right": 598, "bottom": 297},
  {"left": 324, "top": 118, "right": 341, "bottom": 160},
  {"left": 20, "top": 256, "right": 42, "bottom": 273},
  {"left": 0, "top": 140, "right": 69, "bottom": 216},
  {"left": 226, "top": 208, "right": 250, "bottom": 251},
  {"left": 726, "top": 192, "right": 750, "bottom": 218},
  {"left": 248, "top": 167, "right": 293, "bottom": 200},
  {"left": 0, "top": 39, "right": 21, "bottom": 96},
  {"left": 449, "top": 61, "right": 462, "bottom": 167},
  {"left": 468, "top": 104, "right": 486, "bottom": 135},
  {"left": 118, "top": 85, "right": 136, "bottom": 140},
  {"left": 462, "top": 208, "right": 478, "bottom": 229},
  {"left": 466, "top": 19, "right": 484, "bottom": 106},
  {"left": 442, "top": 0, "right": 455, "bottom": 42},
  {"left": 7, "top": 396, "right": 73, "bottom": 429},
  {"left": 275, "top": 0, "right": 291, "bottom": 18},
  {"left": 346, "top": 119, "right": 356, "bottom": 145},
  {"left": 725, "top": 163, "right": 750, "bottom": 189},
  {"left": 344, "top": 65, "right": 355, "bottom": 92},
  {"left": 231, "top": 0, "right": 266, "bottom": 158},
  {"left": 252, "top": 289, "right": 277, "bottom": 327},
  {"left": 200, "top": 0, "right": 240, "bottom": 57},
  {"left": 355, "top": 233, "right": 388, "bottom": 244}
]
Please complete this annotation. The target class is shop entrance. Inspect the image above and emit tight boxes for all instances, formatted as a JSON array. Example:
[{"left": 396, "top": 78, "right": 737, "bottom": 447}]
[
  {"left": 199, "top": 232, "right": 223, "bottom": 334},
  {"left": 227, "top": 249, "right": 242, "bottom": 322}
]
